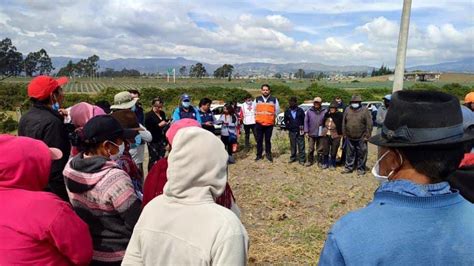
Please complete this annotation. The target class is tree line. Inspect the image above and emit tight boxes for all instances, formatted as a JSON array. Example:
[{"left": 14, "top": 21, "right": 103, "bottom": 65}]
[{"left": 0, "top": 38, "right": 54, "bottom": 78}]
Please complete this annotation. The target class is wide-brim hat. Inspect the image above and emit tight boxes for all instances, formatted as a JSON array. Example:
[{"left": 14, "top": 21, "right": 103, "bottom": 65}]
[
  {"left": 350, "top": 95, "right": 362, "bottom": 102},
  {"left": 110, "top": 91, "right": 138, "bottom": 110},
  {"left": 369, "top": 90, "right": 474, "bottom": 147}
]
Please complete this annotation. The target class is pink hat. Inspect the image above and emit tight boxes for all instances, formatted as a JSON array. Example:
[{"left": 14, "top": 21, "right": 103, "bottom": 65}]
[
  {"left": 70, "top": 102, "right": 106, "bottom": 128},
  {"left": 166, "top": 119, "right": 202, "bottom": 145}
]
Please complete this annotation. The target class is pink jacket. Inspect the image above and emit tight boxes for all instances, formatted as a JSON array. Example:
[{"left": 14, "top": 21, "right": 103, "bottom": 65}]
[{"left": 0, "top": 135, "right": 93, "bottom": 265}]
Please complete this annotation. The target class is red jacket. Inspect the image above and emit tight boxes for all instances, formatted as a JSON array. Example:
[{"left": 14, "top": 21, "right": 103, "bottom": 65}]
[
  {"left": 0, "top": 135, "right": 93, "bottom": 265},
  {"left": 143, "top": 158, "right": 235, "bottom": 210}
]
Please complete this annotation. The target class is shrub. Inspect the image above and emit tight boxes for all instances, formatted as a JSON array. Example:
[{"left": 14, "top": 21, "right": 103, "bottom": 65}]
[{"left": 0, "top": 112, "right": 18, "bottom": 133}]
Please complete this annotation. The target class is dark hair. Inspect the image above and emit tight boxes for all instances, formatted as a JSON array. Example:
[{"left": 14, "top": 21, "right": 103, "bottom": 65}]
[
  {"left": 71, "top": 129, "right": 121, "bottom": 154},
  {"left": 128, "top": 89, "right": 140, "bottom": 96},
  {"left": 261, "top": 84, "right": 271, "bottom": 90},
  {"left": 95, "top": 100, "right": 111, "bottom": 114},
  {"left": 398, "top": 145, "right": 465, "bottom": 183},
  {"left": 224, "top": 103, "right": 235, "bottom": 115},
  {"left": 152, "top": 97, "right": 163, "bottom": 106},
  {"left": 199, "top": 98, "right": 212, "bottom": 107},
  {"left": 289, "top": 96, "right": 297, "bottom": 104}
]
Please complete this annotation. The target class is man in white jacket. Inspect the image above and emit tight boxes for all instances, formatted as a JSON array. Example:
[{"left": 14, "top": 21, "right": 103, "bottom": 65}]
[{"left": 123, "top": 126, "right": 249, "bottom": 265}]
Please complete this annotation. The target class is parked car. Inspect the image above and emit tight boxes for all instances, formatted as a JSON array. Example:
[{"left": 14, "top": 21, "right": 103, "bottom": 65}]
[
  {"left": 211, "top": 103, "right": 225, "bottom": 135},
  {"left": 362, "top": 101, "right": 383, "bottom": 125},
  {"left": 276, "top": 102, "right": 330, "bottom": 129}
]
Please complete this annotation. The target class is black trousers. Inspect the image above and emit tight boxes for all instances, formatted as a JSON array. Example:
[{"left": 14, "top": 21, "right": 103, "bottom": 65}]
[
  {"left": 323, "top": 136, "right": 341, "bottom": 160},
  {"left": 255, "top": 123, "right": 273, "bottom": 158},
  {"left": 243, "top": 124, "right": 256, "bottom": 147},
  {"left": 221, "top": 135, "right": 233, "bottom": 156},
  {"left": 147, "top": 142, "right": 166, "bottom": 171},
  {"left": 344, "top": 138, "right": 368, "bottom": 171},
  {"left": 289, "top": 131, "right": 306, "bottom": 163}
]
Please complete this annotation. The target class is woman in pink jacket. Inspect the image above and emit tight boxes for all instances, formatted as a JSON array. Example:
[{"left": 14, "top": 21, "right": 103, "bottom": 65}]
[{"left": 0, "top": 134, "right": 93, "bottom": 265}]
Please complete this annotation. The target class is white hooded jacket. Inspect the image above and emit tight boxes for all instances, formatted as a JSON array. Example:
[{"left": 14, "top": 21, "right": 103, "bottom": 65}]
[{"left": 122, "top": 127, "right": 248, "bottom": 265}]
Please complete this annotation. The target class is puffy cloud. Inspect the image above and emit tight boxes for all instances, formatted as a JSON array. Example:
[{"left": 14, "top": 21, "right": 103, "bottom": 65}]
[{"left": 0, "top": 0, "right": 472, "bottom": 67}]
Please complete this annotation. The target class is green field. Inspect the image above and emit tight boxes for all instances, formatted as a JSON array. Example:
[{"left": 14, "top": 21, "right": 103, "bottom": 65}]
[{"left": 5, "top": 74, "right": 473, "bottom": 94}]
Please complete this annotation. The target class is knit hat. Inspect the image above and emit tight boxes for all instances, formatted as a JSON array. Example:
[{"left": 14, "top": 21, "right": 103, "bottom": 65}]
[
  {"left": 166, "top": 119, "right": 202, "bottom": 145},
  {"left": 28, "top": 76, "right": 68, "bottom": 100},
  {"left": 110, "top": 91, "right": 138, "bottom": 110}
]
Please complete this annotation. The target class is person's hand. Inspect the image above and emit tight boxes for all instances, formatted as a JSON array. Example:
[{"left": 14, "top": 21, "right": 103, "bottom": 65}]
[
  {"left": 205, "top": 121, "right": 213, "bottom": 126},
  {"left": 159, "top": 121, "right": 167, "bottom": 127},
  {"left": 58, "top": 108, "right": 68, "bottom": 117}
]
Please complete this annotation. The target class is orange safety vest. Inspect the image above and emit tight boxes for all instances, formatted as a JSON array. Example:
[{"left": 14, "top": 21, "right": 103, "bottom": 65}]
[{"left": 256, "top": 101, "right": 276, "bottom": 126}]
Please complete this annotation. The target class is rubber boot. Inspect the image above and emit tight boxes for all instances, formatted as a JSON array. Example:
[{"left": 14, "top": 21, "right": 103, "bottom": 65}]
[{"left": 321, "top": 156, "right": 329, "bottom": 169}]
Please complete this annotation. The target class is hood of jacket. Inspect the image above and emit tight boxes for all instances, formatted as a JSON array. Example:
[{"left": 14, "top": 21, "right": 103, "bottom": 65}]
[
  {"left": 0, "top": 135, "right": 51, "bottom": 191},
  {"left": 63, "top": 153, "right": 118, "bottom": 193},
  {"left": 164, "top": 127, "right": 228, "bottom": 203}
]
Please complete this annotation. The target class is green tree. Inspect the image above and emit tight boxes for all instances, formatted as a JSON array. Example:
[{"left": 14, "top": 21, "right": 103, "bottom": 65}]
[
  {"left": 0, "top": 38, "right": 23, "bottom": 77},
  {"left": 179, "top": 66, "right": 187, "bottom": 76},
  {"left": 213, "top": 64, "right": 234, "bottom": 81},
  {"left": 57, "top": 60, "right": 75, "bottom": 77},
  {"left": 296, "top": 68, "right": 305, "bottom": 79},
  {"left": 24, "top": 51, "right": 40, "bottom": 76},
  {"left": 189, "top": 63, "right": 207, "bottom": 78},
  {"left": 37, "top": 49, "right": 54, "bottom": 75},
  {"left": 274, "top": 73, "right": 282, "bottom": 79}
]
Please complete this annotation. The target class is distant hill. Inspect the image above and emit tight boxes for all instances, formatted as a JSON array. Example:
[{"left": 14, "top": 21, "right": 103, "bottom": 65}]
[
  {"left": 51, "top": 57, "right": 373, "bottom": 75},
  {"left": 407, "top": 58, "right": 474, "bottom": 73},
  {"left": 51, "top": 56, "right": 473, "bottom": 75}
]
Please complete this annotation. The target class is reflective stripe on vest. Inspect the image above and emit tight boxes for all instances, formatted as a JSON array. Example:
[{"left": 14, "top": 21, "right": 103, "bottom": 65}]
[{"left": 256, "top": 102, "right": 275, "bottom": 126}]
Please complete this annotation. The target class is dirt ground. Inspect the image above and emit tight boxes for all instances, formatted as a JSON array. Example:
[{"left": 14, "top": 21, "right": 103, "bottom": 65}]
[{"left": 228, "top": 130, "right": 379, "bottom": 264}]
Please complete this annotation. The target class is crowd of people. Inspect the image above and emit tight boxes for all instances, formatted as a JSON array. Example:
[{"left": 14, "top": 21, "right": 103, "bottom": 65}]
[{"left": 0, "top": 74, "right": 473, "bottom": 265}]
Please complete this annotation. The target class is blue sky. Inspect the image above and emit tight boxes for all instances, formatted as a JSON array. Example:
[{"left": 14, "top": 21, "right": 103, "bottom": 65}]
[{"left": 1, "top": 0, "right": 472, "bottom": 67}]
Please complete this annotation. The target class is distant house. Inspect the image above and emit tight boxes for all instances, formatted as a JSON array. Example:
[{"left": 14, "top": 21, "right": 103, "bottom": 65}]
[{"left": 404, "top": 72, "right": 441, "bottom": 81}]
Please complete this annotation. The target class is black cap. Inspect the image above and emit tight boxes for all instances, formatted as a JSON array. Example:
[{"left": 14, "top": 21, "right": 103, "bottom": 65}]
[{"left": 83, "top": 115, "right": 125, "bottom": 144}]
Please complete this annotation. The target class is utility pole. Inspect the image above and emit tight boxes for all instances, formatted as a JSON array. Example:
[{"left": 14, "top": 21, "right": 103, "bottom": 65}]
[
  {"left": 173, "top": 68, "right": 176, "bottom": 83},
  {"left": 392, "top": 0, "right": 412, "bottom": 92}
]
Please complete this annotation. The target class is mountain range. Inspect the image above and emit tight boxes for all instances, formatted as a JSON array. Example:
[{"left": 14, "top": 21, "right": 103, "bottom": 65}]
[{"left": 51, "top": 57, "right": 474, "bottom": 75}]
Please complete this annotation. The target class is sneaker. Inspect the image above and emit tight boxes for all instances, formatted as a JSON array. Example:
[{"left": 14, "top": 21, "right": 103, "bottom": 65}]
[
  {"left": 299, "top": 161, "right": 305, "bottom": 166},
  {"left": 255, "top": 156, "right": 263, "bottom": 161},
  {"left": 288, "top": 159, "right": 297, "bottom": 163},
  {"left": 266, "top": 155, "right": 273, "bottom": 163},
  {"left": 228, "top": 156, "right": 236, "bottom": 164},
  {"left": 305, "top": 161, "right": 313, "bottom": 167},
  {"left": 341, "top": 168, "right": 352, "bottom": 174},
  {"left": 357, "top": 170, "right": 366, "bottom": 176}
]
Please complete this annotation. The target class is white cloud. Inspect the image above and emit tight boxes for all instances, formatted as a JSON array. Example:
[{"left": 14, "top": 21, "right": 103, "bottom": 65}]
[{"left": 0, "top": 1, "right": 472, "bottom": 67}]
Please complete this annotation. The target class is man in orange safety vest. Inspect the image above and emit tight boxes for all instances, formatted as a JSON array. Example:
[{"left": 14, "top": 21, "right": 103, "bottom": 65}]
[{"left": 254, "top": 84, "right": 280, "bottom": 162}]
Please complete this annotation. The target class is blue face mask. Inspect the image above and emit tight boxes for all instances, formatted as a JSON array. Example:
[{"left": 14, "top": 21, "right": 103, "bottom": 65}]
[
  {"left": 131, "top": 105, "right": 137, "bottom": 112},
  {"left": 52, "top": 102, "right": 60, "bottom": 111},
  {"left": 182, "top": 101, "right": 191, "bottom": 108},
  {"left": 130, "top": 134, "right": 142, "bottom": 149}
]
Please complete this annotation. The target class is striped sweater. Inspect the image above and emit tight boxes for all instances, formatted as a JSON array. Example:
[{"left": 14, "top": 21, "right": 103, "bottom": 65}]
[{"left": 63, "top": 154, "right": 141, "bottom": 263}]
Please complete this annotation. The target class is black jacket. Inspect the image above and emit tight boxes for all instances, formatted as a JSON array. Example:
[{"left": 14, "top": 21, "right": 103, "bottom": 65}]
[
  {"left": 448, "top": 164, "right": 474, "bottom": 203},
  {"left": 323, "top": 111, "right": 344, "bottom": 135},
  {"left": 284, "top": 107, "right": 305, "bottom": 132},
  {"left": 18, "top": 103, "right": 71, "bottom": 201}
]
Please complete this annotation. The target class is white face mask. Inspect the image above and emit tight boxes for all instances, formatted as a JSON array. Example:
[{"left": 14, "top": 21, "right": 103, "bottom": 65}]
[
  {"left": 371, "top": 150, "right": 404, "bottom": 183},
  {"left": 106, "top": 141, "right": 121, "bottom": 161},
  {"left": 351, "top": 103, "right": 360, "bottom": 109}
]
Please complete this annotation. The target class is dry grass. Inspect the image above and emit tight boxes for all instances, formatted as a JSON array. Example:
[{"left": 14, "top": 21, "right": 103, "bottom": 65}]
[{"left": 228, "top": 131, "right": 379, "bottom": 264}]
